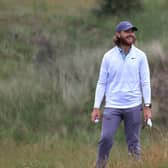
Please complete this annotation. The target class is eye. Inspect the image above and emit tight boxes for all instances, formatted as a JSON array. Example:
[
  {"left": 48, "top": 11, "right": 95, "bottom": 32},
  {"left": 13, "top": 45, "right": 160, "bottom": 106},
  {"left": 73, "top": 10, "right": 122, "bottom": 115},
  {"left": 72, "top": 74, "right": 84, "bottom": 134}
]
[{"left": 124, "top": 29, "right": 134, "bottom": 33}]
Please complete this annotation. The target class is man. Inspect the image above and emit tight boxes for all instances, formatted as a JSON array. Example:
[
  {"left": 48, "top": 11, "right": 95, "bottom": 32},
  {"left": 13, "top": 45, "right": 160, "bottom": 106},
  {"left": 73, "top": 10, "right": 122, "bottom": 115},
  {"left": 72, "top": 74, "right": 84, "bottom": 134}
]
[{"left": 91, "top": 21, "right": 152, "bottom": 168}]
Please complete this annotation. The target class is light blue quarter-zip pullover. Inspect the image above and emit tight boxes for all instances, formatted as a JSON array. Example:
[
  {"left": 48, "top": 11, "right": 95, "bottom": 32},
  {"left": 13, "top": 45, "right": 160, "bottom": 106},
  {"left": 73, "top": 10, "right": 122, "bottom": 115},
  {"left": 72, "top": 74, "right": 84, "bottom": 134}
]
[{"left": 94, "top": 45, "right": 151, "bottom": 108}]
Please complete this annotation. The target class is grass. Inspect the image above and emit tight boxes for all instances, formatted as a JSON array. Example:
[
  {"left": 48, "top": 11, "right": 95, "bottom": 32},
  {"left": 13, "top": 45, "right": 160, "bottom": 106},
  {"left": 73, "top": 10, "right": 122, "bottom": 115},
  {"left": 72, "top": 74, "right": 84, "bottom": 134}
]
[
  {"left": 0, "top": 0, "right": 167, "bottom": 135},
  {"left": 0, "top": 129, "right": 167, "bottom": 168},
  {"left": 0, "top": 0, "right": 167, "bottom": 167}
]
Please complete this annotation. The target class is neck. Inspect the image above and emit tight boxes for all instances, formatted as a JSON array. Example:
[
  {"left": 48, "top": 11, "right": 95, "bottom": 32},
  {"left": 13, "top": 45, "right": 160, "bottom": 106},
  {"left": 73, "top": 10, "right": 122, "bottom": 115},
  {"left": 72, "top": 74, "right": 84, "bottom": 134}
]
[{"left": 119, "top": 44, "right": 132, "bottom": 54}]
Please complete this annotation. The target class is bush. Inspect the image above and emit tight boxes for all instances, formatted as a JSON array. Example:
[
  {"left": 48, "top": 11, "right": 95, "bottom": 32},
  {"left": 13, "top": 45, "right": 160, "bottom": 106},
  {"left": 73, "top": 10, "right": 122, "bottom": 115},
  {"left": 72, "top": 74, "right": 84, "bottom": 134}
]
[{"left": 97, "top": 0, "right": 142, "bottom": 15}]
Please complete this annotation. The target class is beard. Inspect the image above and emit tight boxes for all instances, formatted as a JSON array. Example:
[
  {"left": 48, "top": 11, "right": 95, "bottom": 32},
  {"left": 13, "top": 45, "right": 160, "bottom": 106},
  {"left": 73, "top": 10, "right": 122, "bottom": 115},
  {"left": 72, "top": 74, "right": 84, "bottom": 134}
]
[{"left": 119, "top": 35, "right": 136, "bottom": 46}]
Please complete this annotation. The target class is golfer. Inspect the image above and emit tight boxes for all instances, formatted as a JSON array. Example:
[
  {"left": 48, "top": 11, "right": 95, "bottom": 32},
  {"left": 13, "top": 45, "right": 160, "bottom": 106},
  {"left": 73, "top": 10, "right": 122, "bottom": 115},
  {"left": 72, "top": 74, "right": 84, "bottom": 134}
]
[{"left": 91, "top": 21, "right": 152, "bottom": 167}]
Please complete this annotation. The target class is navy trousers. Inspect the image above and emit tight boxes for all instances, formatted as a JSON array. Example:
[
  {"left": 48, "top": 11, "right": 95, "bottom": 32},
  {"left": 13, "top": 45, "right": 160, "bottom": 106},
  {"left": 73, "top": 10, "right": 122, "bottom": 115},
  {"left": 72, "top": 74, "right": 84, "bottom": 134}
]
[{"left": 96, "top": 104, "right": 142, "bottom": 168}]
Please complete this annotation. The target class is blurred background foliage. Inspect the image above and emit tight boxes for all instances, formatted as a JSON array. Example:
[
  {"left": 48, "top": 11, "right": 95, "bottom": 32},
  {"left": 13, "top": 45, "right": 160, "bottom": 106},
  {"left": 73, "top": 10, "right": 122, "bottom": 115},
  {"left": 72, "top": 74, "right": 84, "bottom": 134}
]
[
  {"left": 95, "top": 0, "right": 142, "bottom": 15},
  {"left": 0, "top": 0, "right": 167, "bottom": 142}
]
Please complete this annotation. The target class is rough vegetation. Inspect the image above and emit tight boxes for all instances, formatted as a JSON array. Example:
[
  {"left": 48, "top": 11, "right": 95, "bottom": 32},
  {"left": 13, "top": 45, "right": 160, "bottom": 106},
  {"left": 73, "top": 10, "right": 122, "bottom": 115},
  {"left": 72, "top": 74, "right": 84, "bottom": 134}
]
[{"left": 0, "top": 0, "right": 168, "bottom": 167}]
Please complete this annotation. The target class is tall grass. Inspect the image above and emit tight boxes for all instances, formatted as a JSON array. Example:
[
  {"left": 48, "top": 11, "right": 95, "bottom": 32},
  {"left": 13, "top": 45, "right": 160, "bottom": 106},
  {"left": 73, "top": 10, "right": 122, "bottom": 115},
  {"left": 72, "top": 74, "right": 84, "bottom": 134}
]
[
  {"left": 0, "top": 0, "right": 167, "bottom": 167},
  {"left": 0, "top": 0, "right": 167, "bottom": 142},
  {"left": 0, "top": 130, "right": 167, "bottom": 168}
]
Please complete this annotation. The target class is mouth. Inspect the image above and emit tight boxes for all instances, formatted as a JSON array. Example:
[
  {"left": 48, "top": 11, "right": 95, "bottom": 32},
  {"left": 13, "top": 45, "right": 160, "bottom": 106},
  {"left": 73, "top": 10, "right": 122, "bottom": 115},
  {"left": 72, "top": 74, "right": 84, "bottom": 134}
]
[
  {"left": 126, "top": 36, "right": 135, "bottom": 43},
  {"left": 126, "top": 36, "right": 134, "bottom": 40},
  {"left": 119, "top": 36, "right": 136, "bottom": 45}
]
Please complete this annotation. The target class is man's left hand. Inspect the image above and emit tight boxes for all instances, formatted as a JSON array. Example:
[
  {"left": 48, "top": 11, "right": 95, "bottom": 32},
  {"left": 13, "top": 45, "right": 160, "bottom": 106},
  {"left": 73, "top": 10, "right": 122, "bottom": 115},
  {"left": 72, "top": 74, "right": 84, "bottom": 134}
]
[{"left": 143, "top": 107, "right": 152, "bottom": 122}]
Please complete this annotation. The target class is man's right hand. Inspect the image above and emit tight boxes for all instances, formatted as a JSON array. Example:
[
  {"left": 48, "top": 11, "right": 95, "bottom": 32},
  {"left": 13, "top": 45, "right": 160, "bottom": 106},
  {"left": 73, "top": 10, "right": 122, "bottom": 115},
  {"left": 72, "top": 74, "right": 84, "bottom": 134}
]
[{"left": 91, "top": 108, "right": 101, "bottom": 123}]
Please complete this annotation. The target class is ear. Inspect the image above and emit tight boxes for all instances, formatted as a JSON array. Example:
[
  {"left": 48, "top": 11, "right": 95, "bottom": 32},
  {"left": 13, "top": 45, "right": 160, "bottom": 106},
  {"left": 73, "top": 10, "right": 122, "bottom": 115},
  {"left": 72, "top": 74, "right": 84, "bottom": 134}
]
[{"left": 116, "top": 32, "right": 121, "bottom": 38}]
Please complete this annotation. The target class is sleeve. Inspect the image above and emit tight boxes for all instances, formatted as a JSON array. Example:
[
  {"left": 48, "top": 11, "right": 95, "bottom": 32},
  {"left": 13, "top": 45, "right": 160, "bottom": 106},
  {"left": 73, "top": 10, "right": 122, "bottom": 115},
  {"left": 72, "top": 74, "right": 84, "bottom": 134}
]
[
  {"left": 93, "top": 55, "right": 109, "bottom": 108},
  {"left": 139, "top": 54, "right": 151, "bottom": 104}
]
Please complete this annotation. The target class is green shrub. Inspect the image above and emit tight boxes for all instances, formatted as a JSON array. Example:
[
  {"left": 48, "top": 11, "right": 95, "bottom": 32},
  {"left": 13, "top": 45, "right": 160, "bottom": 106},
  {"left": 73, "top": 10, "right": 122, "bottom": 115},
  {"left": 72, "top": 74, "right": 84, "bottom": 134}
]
[{"left": 97, "top": 0, "right": 143, "bottom": 15}]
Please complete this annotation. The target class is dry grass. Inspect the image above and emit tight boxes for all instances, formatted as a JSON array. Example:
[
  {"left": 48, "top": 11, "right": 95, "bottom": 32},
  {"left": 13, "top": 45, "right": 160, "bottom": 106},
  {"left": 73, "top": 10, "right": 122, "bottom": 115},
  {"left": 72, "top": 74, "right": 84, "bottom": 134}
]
[
  {"left": 104, "top": 136, "right": 168, "bottom": 168},
  {"left": 0, "top": 134, "right": 167, "bottom": 168}
]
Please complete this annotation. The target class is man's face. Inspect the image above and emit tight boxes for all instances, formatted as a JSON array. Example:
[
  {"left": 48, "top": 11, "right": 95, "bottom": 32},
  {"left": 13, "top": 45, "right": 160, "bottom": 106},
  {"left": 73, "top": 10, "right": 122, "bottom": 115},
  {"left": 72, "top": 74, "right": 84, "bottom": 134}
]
[{"left": 116, "top": 29, "right": 136, "bottom": 46}]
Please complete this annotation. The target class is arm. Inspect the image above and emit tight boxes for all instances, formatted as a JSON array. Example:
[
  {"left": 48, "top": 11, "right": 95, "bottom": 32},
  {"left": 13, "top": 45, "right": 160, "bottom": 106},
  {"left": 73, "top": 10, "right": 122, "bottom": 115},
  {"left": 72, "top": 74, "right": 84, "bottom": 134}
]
[
  {"left": 91, "top": 55, "right": 108, "bottom": 122},
  {"left": 139, "top": 54, "right": 152, "bottom": 121}
]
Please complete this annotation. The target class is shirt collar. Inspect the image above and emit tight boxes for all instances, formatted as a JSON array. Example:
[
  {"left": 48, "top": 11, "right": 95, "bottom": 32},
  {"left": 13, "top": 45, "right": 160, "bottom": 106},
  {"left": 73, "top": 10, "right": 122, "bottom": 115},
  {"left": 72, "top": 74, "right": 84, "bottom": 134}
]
[{"left": 117, "top": 46, "right": 132, "bottom": 56}]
